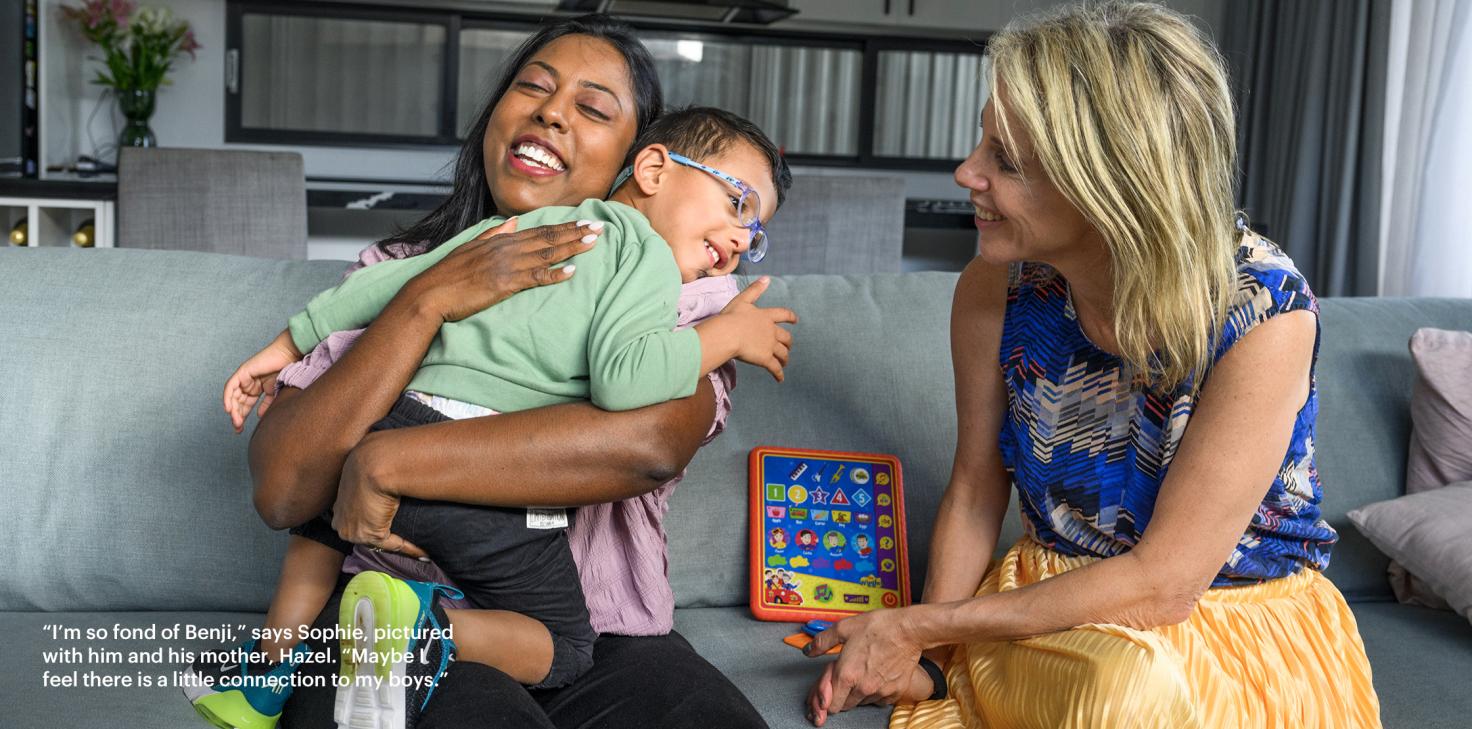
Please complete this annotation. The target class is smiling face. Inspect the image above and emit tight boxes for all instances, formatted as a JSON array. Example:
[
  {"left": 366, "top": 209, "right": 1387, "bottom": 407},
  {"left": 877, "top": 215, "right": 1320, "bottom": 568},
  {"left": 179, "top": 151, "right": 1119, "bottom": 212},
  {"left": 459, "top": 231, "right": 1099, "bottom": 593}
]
[
  {"left": 615, "top": 140, "right": 777, "bottom": 283},
  {"left": 482, "top": 35, "right": 640, "bottom": 216},
  {"left": 953, "top": 95, "right": 1104, "bottom": 269}
]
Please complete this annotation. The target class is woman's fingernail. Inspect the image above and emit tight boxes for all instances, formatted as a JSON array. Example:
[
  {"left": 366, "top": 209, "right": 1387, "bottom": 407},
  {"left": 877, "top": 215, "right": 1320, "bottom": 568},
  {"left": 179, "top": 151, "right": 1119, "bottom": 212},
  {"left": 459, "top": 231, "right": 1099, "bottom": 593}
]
[
  {"left": 581, "top": 234, "right": 597, "bottom": 244},
  {"left": 417, "top": 557, "right": 430, "bottom": 562},
  {"left": 563, "top": 265, "right": 576, "bottom": 276},
  {"left": 586, "top": 220, "right": 605, "bottom": 232},
  {"left": 576, "top": 219, "right": 591, "bottom": 226}
]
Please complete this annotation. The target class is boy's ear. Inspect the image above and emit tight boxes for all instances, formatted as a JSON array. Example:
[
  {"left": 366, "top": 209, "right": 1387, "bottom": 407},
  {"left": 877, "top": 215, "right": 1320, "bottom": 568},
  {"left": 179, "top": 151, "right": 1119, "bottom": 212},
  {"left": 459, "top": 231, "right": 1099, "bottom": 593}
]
[{"left": 630, "top": 143, "right": 672, "bottom": 195}]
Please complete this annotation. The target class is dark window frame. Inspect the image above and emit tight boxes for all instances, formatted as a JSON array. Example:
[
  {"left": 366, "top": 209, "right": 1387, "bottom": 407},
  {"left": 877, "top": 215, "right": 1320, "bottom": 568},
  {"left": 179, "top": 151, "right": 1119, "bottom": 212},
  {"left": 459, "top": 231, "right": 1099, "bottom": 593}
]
[
  {"left": 225, "top": 1, "right": 464, "bottom": 147},
  {"left": 225, "top": 1, "right": 990, "bottom": 172}
]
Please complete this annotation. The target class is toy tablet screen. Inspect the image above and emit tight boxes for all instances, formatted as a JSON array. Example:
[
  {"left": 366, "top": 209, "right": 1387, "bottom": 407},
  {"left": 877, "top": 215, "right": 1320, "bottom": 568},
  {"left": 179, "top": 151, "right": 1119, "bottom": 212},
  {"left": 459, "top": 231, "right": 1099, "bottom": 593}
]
[{"left": 749, "top": 446, "right": 910, "bottom": 622}]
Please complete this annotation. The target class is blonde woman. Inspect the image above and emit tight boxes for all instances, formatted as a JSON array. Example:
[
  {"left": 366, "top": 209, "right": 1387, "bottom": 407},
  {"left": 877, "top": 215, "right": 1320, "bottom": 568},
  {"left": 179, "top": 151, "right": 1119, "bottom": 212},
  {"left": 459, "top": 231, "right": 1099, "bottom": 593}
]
[{"left": 802, "top": 3, "right": 1381, "bottom": 727}]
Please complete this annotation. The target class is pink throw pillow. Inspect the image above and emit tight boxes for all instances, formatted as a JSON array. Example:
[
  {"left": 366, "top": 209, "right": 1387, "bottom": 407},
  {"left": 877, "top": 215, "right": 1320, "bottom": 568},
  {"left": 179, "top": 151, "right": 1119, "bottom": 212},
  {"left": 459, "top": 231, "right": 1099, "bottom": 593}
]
[{"left": 1391, "top": 328, "right": 1472, "bottom": 608}]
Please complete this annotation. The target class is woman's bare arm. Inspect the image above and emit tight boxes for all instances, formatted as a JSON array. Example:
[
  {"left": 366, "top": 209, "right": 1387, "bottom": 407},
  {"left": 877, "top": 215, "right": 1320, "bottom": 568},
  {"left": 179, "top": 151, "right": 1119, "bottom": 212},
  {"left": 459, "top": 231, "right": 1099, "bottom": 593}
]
[
  {"left": 251, "top": 306, "right": 715, "bottom": 528},
  {"left": 249, "top": 299, "right": 438, "bottom": 529},
  {"left": 907, "top": 309, "right": 1318, "bottom": 643},
  {"left": 342, "top": 377, "right": 716, "bottom": 509},
  {"left": 807, "top": 309, "right": 1318, "bottom": 717},
  {"left": 248, "top": 221, "right": 713, "bottom": 528},
  {"left": 921, "top": 258, "right": 1014, "bottom": 609}
]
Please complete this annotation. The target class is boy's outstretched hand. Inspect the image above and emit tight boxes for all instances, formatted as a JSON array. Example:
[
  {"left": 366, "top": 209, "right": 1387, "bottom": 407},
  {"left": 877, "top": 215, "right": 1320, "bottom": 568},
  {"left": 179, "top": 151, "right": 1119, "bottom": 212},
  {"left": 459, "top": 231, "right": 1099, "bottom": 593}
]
[
  {"left": 223, "top": 329, "right": 303, "bottom": 433},
  {"left": 698, "top": 276, "right": 798, "bottom": 382}
]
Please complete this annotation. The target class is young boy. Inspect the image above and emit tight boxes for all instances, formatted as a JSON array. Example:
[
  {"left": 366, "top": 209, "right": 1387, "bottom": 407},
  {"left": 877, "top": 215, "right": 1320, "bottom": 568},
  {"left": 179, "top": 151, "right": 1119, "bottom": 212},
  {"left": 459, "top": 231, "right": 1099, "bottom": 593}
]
[{"left": 186, "top": 107, "right": 794, "bottom": 729}]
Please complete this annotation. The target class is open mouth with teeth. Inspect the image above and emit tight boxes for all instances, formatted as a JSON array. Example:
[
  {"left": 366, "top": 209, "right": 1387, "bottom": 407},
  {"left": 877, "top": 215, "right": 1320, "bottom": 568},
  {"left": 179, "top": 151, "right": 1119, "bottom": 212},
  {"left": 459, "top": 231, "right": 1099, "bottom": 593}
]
[
  {"left": 704, "top": 241, "right": 728, "bottom": 270},
  {"left": 974, "top": 206, "right": 1005, "bottom": 222},
  {"left": 510, "top": 140, "right": 566, "bottom": 173}
]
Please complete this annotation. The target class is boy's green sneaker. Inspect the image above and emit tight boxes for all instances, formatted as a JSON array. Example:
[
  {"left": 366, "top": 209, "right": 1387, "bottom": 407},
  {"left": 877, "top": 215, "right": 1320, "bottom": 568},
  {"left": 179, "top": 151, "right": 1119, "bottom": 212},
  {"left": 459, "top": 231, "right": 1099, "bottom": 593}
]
[
  {"left": 183, "top": 639, "right": 310, "bottom": 729},
  {"left": 335, "top": 570, "right": 462, "bottom": 729}
]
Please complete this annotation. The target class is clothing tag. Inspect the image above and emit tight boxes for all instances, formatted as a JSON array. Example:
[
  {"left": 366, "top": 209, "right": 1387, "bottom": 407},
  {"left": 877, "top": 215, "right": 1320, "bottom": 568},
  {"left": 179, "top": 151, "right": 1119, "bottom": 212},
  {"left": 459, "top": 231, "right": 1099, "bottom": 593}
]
[{"left": 526, "top": 508, "right": 569, "bottom": 530}]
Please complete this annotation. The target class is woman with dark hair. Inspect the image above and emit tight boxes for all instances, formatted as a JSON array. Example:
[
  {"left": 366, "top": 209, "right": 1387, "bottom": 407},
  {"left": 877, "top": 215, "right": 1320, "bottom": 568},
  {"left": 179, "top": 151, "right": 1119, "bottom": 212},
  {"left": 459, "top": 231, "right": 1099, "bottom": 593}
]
[{"left": 231, "top": 14, "right": 772, "bottom": 729}]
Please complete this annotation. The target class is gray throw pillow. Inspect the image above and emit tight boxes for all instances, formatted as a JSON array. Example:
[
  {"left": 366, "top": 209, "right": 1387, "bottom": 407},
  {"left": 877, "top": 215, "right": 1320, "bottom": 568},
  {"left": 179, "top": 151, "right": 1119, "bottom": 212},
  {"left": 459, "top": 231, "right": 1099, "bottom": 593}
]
[
  {"left": 1349, "top": 483, "right": 1472, "bottom": 626},
  {"left": 1406, "top": 328, "right": 1472, "bottom": 493},
  {"left": 1388, "top": 328, "right": 1472, "bottom": 608}
]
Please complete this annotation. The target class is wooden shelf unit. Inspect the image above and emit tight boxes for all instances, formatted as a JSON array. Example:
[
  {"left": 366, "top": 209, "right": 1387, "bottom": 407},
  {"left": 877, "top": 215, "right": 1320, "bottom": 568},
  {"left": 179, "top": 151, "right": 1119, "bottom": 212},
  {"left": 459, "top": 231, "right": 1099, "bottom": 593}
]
[{"left": 1, "top": 196, "right": 115, "bottom": 249}]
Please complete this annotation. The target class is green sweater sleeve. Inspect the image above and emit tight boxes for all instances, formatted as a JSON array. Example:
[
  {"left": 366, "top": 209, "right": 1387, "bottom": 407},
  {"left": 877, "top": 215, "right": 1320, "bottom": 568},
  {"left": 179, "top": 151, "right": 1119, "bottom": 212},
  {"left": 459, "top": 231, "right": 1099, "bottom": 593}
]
[
  {"left": 286, "top": 218, "right": 502, "bottom": 354},
  {"left": 585, "top": 224, "right": 702, "bottom": 412}
]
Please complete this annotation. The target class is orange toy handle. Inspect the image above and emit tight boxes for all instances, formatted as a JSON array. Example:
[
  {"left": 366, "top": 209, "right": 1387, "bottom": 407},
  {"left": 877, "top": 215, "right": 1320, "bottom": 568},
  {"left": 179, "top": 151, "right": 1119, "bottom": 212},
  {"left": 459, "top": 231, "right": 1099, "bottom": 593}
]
[{"left": 783, "top": 632, "right": 842, "bottom": 655}]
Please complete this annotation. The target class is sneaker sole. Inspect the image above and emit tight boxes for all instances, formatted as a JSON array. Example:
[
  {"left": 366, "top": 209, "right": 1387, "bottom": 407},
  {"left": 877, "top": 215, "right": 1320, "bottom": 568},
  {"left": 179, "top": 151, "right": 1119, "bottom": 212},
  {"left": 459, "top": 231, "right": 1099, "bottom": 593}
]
[
  {"left": 182, "top": 666, "right": 282, "bottom": 729},
  {"left": 335, "top": 571, "right": 419, "bottom": 729}
]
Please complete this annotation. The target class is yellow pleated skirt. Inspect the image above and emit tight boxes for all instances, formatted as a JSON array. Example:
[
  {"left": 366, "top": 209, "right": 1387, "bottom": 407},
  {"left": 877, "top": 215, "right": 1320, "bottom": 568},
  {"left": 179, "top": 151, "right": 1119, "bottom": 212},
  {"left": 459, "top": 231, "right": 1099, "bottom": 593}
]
[{"left": 890, "top": 538, "right": 1381, "bottom": 729}]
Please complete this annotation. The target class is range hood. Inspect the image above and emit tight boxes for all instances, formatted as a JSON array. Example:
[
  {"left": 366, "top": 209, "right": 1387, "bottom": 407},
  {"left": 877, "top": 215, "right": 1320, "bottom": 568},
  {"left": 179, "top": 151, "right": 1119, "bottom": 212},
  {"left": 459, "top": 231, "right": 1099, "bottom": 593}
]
[{"left": 557, "top": 0, "right": 797, "bottom": 25}]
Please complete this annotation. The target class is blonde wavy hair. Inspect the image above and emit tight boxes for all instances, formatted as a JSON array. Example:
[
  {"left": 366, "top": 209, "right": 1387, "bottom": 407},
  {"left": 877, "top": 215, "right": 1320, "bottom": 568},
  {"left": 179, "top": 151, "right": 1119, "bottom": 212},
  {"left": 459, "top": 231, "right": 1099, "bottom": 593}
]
[{"left": 987, "top": 0, "right": 1240, "bottom": 392}]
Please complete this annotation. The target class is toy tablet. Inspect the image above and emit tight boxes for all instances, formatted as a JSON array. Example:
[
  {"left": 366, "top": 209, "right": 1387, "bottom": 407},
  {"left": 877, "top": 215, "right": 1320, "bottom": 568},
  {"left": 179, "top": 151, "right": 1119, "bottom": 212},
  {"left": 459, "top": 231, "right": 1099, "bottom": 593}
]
[{"left": 749, "top": 446, "right": 910, "bottom": 622}]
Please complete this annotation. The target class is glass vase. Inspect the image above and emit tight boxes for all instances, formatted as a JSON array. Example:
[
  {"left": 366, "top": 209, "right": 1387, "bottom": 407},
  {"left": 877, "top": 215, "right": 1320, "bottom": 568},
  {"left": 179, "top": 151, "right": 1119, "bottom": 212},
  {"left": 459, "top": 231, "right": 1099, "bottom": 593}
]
[{"left": 116, "top": 88, "right": 158, "bottom": 149}]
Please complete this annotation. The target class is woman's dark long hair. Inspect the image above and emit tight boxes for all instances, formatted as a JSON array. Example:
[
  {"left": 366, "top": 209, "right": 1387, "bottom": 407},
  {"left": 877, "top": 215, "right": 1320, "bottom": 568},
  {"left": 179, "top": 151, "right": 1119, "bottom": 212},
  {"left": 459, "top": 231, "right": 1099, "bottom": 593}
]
[{"left": 380, "top": 14, "right": 663, "bottom": 255}]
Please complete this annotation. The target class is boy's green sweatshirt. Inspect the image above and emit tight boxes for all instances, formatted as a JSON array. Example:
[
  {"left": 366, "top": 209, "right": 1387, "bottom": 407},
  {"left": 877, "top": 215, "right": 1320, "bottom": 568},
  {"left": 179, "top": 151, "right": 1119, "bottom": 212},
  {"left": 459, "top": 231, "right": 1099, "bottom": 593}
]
[{"left": 287, "top": 198, "right": 701, "bottom": 412}]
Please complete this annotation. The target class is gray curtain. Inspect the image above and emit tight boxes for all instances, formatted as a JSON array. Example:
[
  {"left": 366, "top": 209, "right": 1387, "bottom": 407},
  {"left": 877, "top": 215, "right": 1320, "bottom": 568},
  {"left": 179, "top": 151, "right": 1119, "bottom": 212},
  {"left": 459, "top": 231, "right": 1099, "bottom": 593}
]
[
  {"left": 643, "top": 38, "right": 863, "bottom": 157},
  {"left": 1221, "top": 0, "right": 1391, "bottom": 297},
  {"left": 241, "top": 15, "right": 445, "bottom": 137},
  {"left": 874, "top": 51, "right": 987, "bottom": 160}
]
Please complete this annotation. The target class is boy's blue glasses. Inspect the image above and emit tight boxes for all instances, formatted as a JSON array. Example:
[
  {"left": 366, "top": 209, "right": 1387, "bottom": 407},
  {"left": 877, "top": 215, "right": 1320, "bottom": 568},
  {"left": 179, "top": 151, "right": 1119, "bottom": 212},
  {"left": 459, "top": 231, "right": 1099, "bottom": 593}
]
[
  {"left": 666, "top": 152, "right": 769, "bottom": 264},
  {"left": 611, "top": 151, "right": 770, "bottom": 264}
]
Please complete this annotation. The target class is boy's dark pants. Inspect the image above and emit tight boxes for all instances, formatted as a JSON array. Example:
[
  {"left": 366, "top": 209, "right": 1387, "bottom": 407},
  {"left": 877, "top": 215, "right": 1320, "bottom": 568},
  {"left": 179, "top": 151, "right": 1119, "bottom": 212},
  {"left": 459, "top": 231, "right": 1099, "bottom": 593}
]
[{"left": 290, "top": 394, "right": 596, "bottom": 689}]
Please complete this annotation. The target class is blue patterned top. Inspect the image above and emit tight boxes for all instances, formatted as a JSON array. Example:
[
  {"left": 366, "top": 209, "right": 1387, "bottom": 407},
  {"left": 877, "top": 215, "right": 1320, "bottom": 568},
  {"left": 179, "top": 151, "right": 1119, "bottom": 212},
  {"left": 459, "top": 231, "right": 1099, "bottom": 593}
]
[{"left": 997, "top": 236, "right": 1338, "bottom": 585}]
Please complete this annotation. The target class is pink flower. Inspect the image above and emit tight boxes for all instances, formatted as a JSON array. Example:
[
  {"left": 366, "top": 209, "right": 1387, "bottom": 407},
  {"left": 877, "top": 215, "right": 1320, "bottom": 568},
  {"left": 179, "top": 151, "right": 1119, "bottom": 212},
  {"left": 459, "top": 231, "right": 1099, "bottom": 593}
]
[
  {"left": 181, "top": 29, "right": 201, "bottom": 59},
  {"left": 110, "top": 0, "right": 136, "bottom": 22}
]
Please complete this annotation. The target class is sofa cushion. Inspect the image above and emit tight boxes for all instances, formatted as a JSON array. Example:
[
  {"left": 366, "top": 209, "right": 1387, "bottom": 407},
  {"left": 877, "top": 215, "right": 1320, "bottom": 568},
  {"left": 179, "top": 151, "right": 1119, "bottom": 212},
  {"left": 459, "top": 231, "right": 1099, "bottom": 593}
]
[
  {"left": 1351, "top": 601, "right": 1472, "bottom": 728},
  {"left": 675, "top": 607, "right": 893, "bottom": 729},
  {"left": 1387, "top": 329, "right": 1472, "bottom": 607},
  {"left": 669, "top": 273, "right": 1028, "bottom": 610},
  {"left": 674, "top": 291, "right": 1472, "bottom": 607},
  {"left": 0, "top": 610, "right": 267, "bottom": 729},
  {"left": 1406, "top": 328, "right": 1472, "bottom": 493},
  {"left": 1349, "top": 483, "right": 1472, "bottom": 623},
  {"left": 1311, "top": 298, "right": 1472, "bottom": 600},
  {"left": 677, "top": 602, "right": 1472, "bottom": 729},
  {"left": 7, "top": 247, "right": 1472, "bottom": 614},
  {"left": 6, "top": 605, "right": 1468, "bottom": 728},
  {"left": 0, "top": 608, "right": 888, "bottom": 729},
  {"left": 1, "top": 249, "right": 342, "bottom": 611}
]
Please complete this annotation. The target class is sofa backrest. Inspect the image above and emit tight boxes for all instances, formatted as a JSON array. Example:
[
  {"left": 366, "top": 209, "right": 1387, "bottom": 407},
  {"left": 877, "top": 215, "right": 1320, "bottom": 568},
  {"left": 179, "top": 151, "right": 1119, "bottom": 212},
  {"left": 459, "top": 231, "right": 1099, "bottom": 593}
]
[
  {"left": 1306, "top": 297, "right": 1471, "bottom": 598},
  {"left": 5, "top": 249, "right": 1468, "bottom": 612},
  {"left": 671, "top": 287, "right": 1472, "bottom": 605},
  {"left": 3, "top": 249, "right": 340, "bottom": 612}
]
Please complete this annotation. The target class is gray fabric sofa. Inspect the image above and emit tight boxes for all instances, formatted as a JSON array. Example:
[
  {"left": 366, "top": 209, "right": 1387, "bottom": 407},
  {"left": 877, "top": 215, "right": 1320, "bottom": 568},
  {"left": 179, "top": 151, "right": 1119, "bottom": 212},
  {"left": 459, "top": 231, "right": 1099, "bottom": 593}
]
[{"left": 4, "top": 248, "right": 1470, "bottom": 728}]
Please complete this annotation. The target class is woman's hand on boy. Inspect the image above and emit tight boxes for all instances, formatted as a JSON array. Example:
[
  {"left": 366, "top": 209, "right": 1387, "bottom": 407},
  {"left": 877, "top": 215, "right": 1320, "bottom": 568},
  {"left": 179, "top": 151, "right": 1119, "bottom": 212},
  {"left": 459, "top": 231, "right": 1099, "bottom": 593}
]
[
  {"left": 332, "top": 435, "right": 428, "bottom": 559},
  {"left": 400, "top": 218, "right": 602, "bottom": 324}
]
